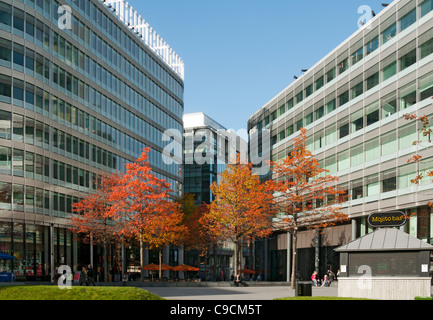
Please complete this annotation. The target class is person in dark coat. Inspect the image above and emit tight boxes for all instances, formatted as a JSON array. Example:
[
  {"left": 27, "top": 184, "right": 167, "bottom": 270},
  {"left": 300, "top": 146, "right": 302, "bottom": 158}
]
[
  {"left": 79, "top": 266, "right": 87, "bottom": 286},
  {"left": 87, "top": 264, "right": 96, "bottom": 286}
]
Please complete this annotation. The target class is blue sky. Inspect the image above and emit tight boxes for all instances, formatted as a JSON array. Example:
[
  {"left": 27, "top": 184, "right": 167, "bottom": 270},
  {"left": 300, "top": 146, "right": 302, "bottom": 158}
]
[{"left": 127, "top": 0, "right": 387, "bottom": 134}]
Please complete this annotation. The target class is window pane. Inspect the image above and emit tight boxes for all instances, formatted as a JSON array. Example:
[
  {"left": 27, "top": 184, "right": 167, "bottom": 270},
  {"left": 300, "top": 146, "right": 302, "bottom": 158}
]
[
  {"left": 421, "top": 0, "right": 433, "bottom": 17},
  {"left": 381, "top": 131, "right": 397, "bottom": 156},
  {"left": 420, "top": 38, "right": 433, "bottom": 60},
  {"left": 400, "top": 9, "right": 416, "bottom": 31},
  {"left": 400, "top": 49, "right": 417, "bottom": 70},
  {"left": 383, "top": 23, "right": 396, "bottom": 44},
  {"left": 383, "top": 61, "right": 397, "bottom": 81}
]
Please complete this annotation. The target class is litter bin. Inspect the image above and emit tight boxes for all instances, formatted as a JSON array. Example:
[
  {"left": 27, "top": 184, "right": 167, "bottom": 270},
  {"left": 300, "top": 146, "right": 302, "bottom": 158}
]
[{"left": 296, "top": 281, "right": 312, "bottom": 297}]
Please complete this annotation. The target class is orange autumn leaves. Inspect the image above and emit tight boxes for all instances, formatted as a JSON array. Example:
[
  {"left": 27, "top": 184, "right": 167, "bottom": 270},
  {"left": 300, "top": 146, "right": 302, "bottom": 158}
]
[{"left": 71, "top": 130, "right": 349, "bottom": 279}]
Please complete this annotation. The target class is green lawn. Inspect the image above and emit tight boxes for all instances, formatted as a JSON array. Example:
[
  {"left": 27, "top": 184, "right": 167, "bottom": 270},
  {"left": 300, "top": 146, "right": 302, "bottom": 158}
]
[{"left": 0, "top": 285, "right": 165, "bottom": 301}]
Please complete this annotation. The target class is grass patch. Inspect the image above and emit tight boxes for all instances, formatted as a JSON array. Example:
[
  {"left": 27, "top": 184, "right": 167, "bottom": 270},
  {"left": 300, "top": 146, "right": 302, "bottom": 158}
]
[
  {"left": 0, "top": 286, "right": 165, "bottom": 301},
  {"left": 275, "top": 296, "right": 372, "bottom": 300}
]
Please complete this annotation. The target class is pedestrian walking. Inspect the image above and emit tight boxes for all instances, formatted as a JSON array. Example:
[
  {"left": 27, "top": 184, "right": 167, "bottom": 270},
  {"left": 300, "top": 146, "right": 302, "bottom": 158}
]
[
  {"left": 87, "top": 264, "right": 96, "bottom": 286},
  {"left": 79, "top": 266, "right": 87, "bottom": 286},
  {"left": 311, "top": 271, "right": 318, "bottom": 286}
]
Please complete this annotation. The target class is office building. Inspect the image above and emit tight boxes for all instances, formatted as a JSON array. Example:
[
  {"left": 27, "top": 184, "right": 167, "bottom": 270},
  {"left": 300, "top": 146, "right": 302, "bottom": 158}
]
[
  {"left": 183, "top": 112, "right": 247, "bottom": 280},
  {"left": 248, "top": 0, "right": 433, "bottom": 281},
  {"left": 0, "top": 0, "right": 184, "bottom": 280}
]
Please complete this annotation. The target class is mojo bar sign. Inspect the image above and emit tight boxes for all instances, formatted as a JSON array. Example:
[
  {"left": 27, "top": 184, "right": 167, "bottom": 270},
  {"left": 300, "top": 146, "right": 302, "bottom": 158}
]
[{"left": 367, "top": 211, "right": 407, "bottom": 228}]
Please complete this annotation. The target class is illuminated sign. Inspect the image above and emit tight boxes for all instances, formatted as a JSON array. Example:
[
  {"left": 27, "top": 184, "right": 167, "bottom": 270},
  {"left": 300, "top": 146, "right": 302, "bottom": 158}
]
[{"left": 367, "top": 211, "right": 407, "bottom": 228}]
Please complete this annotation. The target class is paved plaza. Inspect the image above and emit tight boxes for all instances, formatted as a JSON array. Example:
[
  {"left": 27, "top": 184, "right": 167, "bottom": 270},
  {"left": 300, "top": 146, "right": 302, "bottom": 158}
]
[{"left": 144, "top": 284, "right": 339, "bottom": 300}]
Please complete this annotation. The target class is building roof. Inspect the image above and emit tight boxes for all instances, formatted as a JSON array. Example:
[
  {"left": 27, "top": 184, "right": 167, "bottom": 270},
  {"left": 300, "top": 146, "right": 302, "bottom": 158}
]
[{"left": 335, "top": 228, "right": 433, "bottom": 252}]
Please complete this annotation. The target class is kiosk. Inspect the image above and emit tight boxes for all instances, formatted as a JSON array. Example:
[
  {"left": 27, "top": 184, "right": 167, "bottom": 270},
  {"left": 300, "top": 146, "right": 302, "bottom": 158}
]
[{"left": 335, "top": 226, "right": 433, "bottom": 300}]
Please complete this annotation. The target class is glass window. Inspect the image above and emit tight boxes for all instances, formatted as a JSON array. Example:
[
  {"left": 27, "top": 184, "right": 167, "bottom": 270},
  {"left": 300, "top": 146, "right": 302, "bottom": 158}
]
[
  {"left": 366, "top": 101, "right": 380, "bottom": 126},
  {"left": 419, "top": 71, "right": 433, "bottom": 101},
  {"left": 381, "top": 92, "right": 397, "bottom": 118},
  {"left": 337, "top": 150, "right": 350, "bottom": 171},
  {"left": 327, "top": 99, "right": 336, "bottom": 114},
  {"left": 325, "top": 124, "right": 337, "bottom": 145},
  {"left": 0, "top": 147, "right": 11, "bottom": 174},
  {"left": 366, "top": 36, "right": 379, "bottom": 55},
  {"left": 326, "top": 67, "right": 336, "bottom": 83},
  {"left": 296, "top": 91, "right": 303, "bottom": 104},
  {"left": 315, "top": 76, "right": 324, "bottom": 91},
  {"left": 351, "top": 82, "right": 363, "bottom": 99},
  {"left": 382, "top": 23, "right": 396, "bottom": 44},
  {"left": 325, "top": 155, "right": 337, "bottom": 174},
  {"left": 338, "top": 117, "right": 349, "bottom": 138},
  {"left": 0, "top": 75, "right": 11, "bottom": 98},
  {"left": 12, "top": 114, "right": 23, "bottom": 141},
  {"left": 350, "top": 144, "right": 364, "bottom": 166},
  {"left": 0, "top": 38, "right": 11, "bottom": 62},
  {"left": 383, "top": 61, "right": 397, "bottom": 81},
  {"left": 0, "top": 3, "right": 12, "bottom": 27},
  {"left": 351, "top": 109, "right": 364, "bottom": 132},
  {"left": 12, "top": 149, "right": 23, "bottom": 176},
  {"left": 421, "top": 0, "right": 433, "bottom": 17},
  {"left": 0, "top": 110, "right": 11, "bottom": 139},
  {"left": 13, "top": 8, "right": 24, "bottom": 32},
  {"left": 351, "top": 179, "right": 363, "bottom": 199},
  {"left": 398, "top": 163, "right": 416, "bottom": 189},
  {"left": 366, "top": 72, "right": 379, "bottom": 90},
  {"left": 366, "top": 174, "right": 379, "bottom": 196},
  {"left": 400, "top": 9, "right": 416, "bottom": 31},
  {"left": 296, "top": 118, "right": 303, "bottom": 131},
  {"left": 420, "top": 37, "right": 433, "bottom": 60},
  {"left": 382, "top": 169, "right": 396, "bottom": 192},
  {"left": 351, "top": 47, "right": 363, "bottom": 65},
  {"left": 338, "top": 91, "right": 349, "bottom": 107},
  {"left": 279, "top": 104, "right": 285, "bottom": 116},
  {"left": 399, "top": 82, "right": 417, "bottom": 109},
  {"left": 398, "top": 122, "right": 417, "bottom": 150},
  {"left": 365, "top": 137, "right": 380, "bottom": 162},
  {"left": 305, "top": 84, "right": 313, "bottom": 97},
  {"left": 400, "top": 49, "right": 417, "bottom": 70},
  {"left": 315, "top": 106, "right": 324, "bottom": 120},
  {"left": 287, "top": 98, "right": 293, "bottom": 111},
  {"left": 338, "top": 58, "right": 349, "bottom": 75},
  {"left": 305, "top": 112, "right": 313, "bottom": 126},
  {"left": 314, "top": 131, "right": 324, "bottom": 150}
]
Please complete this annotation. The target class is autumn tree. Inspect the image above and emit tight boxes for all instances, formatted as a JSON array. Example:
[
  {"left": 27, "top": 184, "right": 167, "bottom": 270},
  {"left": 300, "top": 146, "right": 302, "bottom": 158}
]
[
  {"left": 205, "top": 155, "right": 276, "bottom": 278},
  {"left": 178, "top": 194, "right": 219, "bottom": 277},
  {"left": 70, "top": 172, "right": 122, "bottom": 282},
  {"left": 109, "top": 148, "right": 187, "bottom": 280},
  {"left": 270, "top": 128, "right": 349, "bottom": 289}
]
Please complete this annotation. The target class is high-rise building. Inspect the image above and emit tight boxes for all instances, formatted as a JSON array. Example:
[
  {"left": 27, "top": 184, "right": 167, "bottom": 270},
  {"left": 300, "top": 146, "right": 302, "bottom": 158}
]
[
  {"left": 182, "top": 112, "right": 247, "bottom": 279},
  {"left": 248, "top": 0, "right": 433, "bottom": 281},
  {"left": 183, "top": 112, "right": 246, "bottom": 205},
  {"left": 0, "top": 0, "right": 184, "bottom": 281}
]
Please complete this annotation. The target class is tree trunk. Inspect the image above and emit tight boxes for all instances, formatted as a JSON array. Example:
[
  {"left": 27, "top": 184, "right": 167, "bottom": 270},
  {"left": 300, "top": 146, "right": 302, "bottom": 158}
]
[
  {"left": 291, "top": 231, "right": 297, "bottom": 290},
  {"left": 139, "top": 234, "right": 144, "bottom": 282},
  {"left": 158, "top": 248, "right": 162, "bottom": 279},
  {"left": 103, "top": 242, "right": 108, "bottom": 282}
]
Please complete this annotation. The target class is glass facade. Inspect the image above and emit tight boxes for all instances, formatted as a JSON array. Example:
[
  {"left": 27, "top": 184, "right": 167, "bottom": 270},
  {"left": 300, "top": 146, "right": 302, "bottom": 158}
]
[
  {"left": 248, "top": 0, "right": 433, "bottom": 280},
  {"left": 0, "top": 0, "right": 183, "bottom": 280}
]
